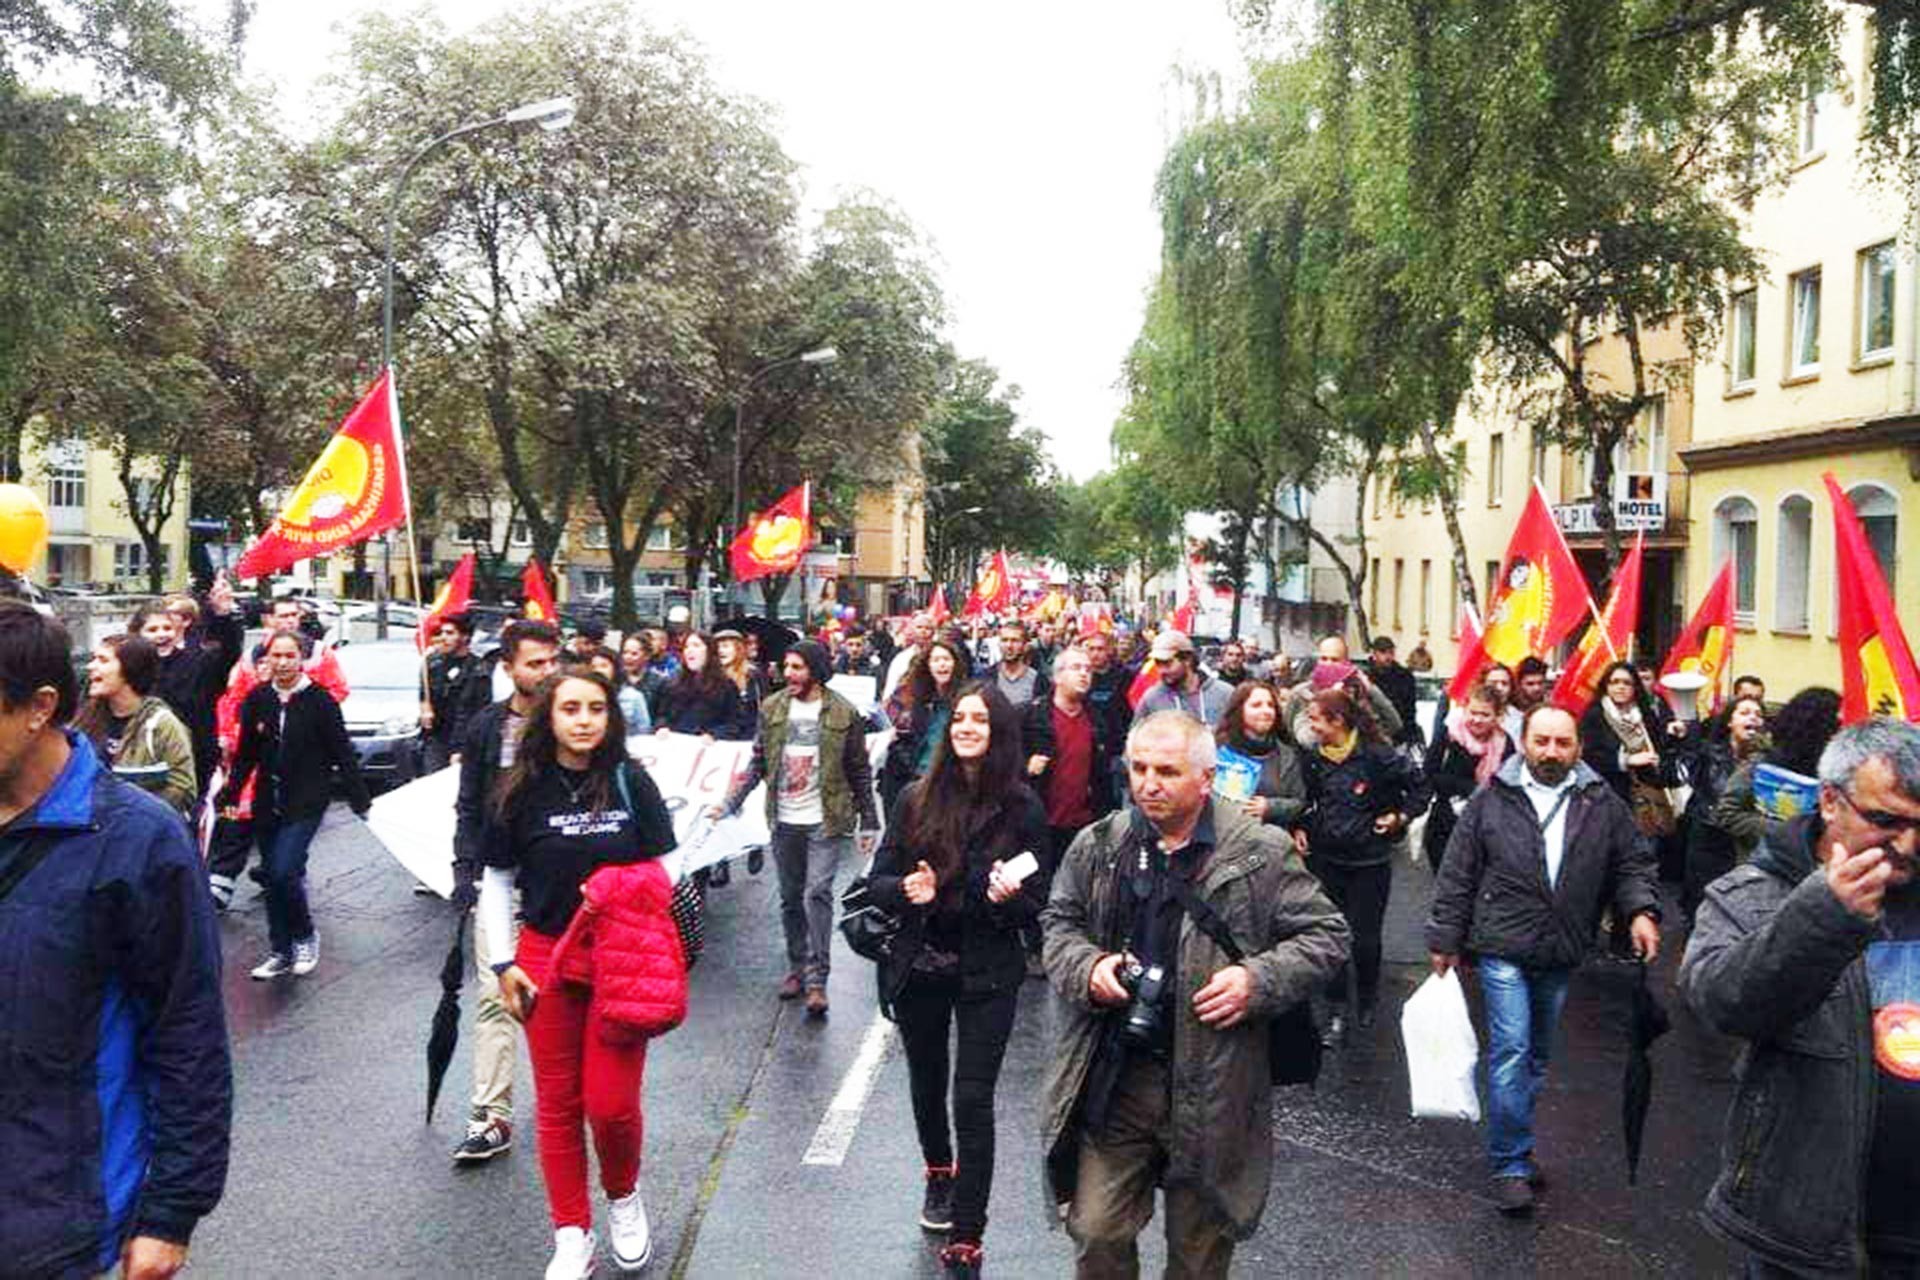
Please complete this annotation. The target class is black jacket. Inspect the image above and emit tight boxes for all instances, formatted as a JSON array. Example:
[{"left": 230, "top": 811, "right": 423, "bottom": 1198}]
[
  {"left": 1421, "top": 728, "right": 1512, "bottom": 865},
  {"left": 1365, "top": 659, "right": 1422, "bottom": 747},
  {"left": 1579, "top": 698, "right": 1682, "bottom": 799},
  {"left": 867, "top": 782, "right": 1050, "bottom": 1010},
  {"left": 1427, "top": 754, "right": 1660, "bottom": 968},
  {"left": 1021, "top": 695, "right": 1120, "bottom": 822},
  {"left": 422, "top": 648, "right": 495, "bottom": 747},
  {"left": 152, "top": 610, "right": 244, "bottom": 777},
  {"left": 454, "top": 700, "right": 515, "bottom": 896},
  {"left": 658, "top": 674, "right": 751, "bottom": 739},
  {"left": 219, "top": 681, "right": 369, "bottom": 822},
  {"left": 1298, "top": 741, "right": 1429, "bottom": 867}
]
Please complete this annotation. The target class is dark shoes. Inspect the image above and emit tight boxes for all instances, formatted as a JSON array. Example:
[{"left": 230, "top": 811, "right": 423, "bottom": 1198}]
[
  {"left": 1494, "top": 1175, "right": 1535, "bottom": 1216},
  {"left": 804, "top": 986, "right": 830, "bottom": 1018},
  {"left": 777, "top": 972, "right": 804, "bottom": 1001},
  {"left": 919, "top": 1165, "right": 956, "bottom": 1231},
  {"left": 452, "top": 1117, "right": 512, "bottom": 1163},
  {"left": 708, "top": 860, "right": 731, "bottom": 887},
  {"left": 747, "top": 847, "right": 765, "bottom": 875},
  {"left": 938, "top": 1241, "right": 983, "bottom": 1278}
]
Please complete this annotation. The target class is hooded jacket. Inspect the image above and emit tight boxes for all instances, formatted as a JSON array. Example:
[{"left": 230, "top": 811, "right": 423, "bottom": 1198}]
[
  {"left": 1426, "top": 753, "right": 1660, "bottom": 968},
  {"left": 544, "top": 859, "right": 687, "bottom": 1041},
  {"left": 1680, "top": 815, "right": 1886, "bottom": 1275},
  {"left": 0, "top": 735, "right": 230, "bottom": 1278},
  {"left": 85, "top": 694, "right": 197, "bottom": 816}
]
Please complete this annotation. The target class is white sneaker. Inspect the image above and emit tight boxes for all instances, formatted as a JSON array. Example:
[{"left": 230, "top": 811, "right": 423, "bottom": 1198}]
[
  {"left": 607, "top": 1190, "right": 652, "bottom": 1271},
  {"left": 291, "top": 935, "right": 320, "bottom": 976},
  {"left": 545, "top": 1226, "right": 597, "bottom": 1280},
  {"left": 250, "top": 953, "right": 291, "bottom": 980}
]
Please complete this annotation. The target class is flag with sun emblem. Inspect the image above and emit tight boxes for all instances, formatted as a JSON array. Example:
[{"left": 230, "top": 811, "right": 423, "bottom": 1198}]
[
  {"left": 1826, "top": 471, "right": 1920, "bottom": 723},
  {"left": 236, "top": 370, "right": 411, "bottom": 579},
  {"left": 1446, "top": 482, "right": 1591, "bottom": 702},
  {"left": 729, "top": 482, "right": 813, "bottom": 585}
]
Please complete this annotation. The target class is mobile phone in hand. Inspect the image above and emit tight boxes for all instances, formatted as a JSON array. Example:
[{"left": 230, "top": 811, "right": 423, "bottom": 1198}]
[{"left": 1001, "top": 851, "right": 1041, "bottom": 886}]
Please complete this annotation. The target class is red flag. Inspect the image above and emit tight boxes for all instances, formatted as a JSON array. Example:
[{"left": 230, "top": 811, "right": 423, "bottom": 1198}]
[
  {"left": 963, "top": 550, "right": 1014, "bottom": 617},
  {"left": 1128, "top": 659, "right": 1159, "bottom": 709},
  {"left": 1552, "top": 535, "right": 1644, "bottom": 716},
  {"left": 417, "top": 553, "right": 476, "bottom": 654},
  {"left": 1171, "top": 558, "right": 1201, "bottom": 633},
  {"left": 1659, "top": 558, "right": 1736, "bottom": 717},
  {"left": 237, "top": 369, "right": 411, "bottom": 579},
  {"left": 1447, "top": 482, "right": 1592, "bottom": 702},
  {"left": 928, "top": 584, "right": 951, "bottom": 625},
  {"left": 1825, "top": 472, "right": 1920, "bottom": 722},
  {"left": 729, "top": 482, "right": 812, "bottom": 584},
  {"left": 520, "top": 558, "right": 558, "bottom": 623},
  {"left": 1077, "top": 601, "right": 1113, "bottom": 638}
]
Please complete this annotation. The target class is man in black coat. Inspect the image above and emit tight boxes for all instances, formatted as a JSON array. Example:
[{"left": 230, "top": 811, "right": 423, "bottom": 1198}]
[
  {"left": 1365, "top": 634, "right": 1422, "bottom": 749},
  {"left": 419, "top": 613, "right": 494, "bottom": 775},
  {"left": 1426, "top": 704, "right": 1660, "bottom": 1216},
  {"left": 133, "top": 576, "right": 244, "bottom": 802}
]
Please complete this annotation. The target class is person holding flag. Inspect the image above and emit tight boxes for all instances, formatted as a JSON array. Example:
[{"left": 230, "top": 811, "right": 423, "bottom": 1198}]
[{"left": 1447, "top": 483, "right": 1593, "bottom": 712}]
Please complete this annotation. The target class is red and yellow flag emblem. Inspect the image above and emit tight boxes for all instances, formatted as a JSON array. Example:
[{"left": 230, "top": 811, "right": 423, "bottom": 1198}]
[{"left": 730, "top": 482, "right": 812, "bottom": 585}]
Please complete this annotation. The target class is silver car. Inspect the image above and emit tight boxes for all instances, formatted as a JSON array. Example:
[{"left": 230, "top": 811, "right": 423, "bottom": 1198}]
[{"left": 335, "top": 640, "right": 425, "bottom": 788}]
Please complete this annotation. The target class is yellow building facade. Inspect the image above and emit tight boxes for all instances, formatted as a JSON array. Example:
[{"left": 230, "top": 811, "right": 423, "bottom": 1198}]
[{"left": 25, "top": 434, "right": 191, "bottom": 592}]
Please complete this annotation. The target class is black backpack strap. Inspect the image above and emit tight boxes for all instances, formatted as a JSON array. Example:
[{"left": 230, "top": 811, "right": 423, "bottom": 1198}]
[
  {"left": 1168, "top": 876, "right": 1246, "bottom": 965},
  {"left": 0, "top": 832, "right": 59, "bottom": 904}
]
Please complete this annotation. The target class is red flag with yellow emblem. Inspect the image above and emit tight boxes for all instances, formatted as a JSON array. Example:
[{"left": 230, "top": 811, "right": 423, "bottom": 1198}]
[
  {"left": 1825, "top": 472, "right": 1920, "bottom": 723},
  {"left": 520, "top": 558, "right": 558, "bottom": 622},
  {"left": 963, "top": 550, "right": 1013, "bottom": 617},
  {"left": 1446, "top": 482, "right": 1592, "bottom": 702},
  {"left": 1659, "top": 558, "right": 1735, "bottom": 716},
  {"left": 236, "top": 370, "right": 410, "bottom": 579},
  {"left": 729, "top": 482, "right": 812, "bottom": 584},
  {"left": 1552, "top": 534, "right": 1644, "bottom": 717},
  {"left": 417, "top": 553, "right": 476, "bottom": 654}
]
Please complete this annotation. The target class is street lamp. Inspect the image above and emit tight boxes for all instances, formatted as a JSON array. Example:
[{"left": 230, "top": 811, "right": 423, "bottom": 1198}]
[
  {"left": 375, "top": 93, "right": 575, "bottom": 634},
  {"left": 729, "top": 345, "right": 838, "bottom": 558}
]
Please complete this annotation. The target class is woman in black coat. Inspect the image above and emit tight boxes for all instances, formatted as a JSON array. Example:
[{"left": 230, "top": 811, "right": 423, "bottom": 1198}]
[
  {"left": 1579, "top": 661, "right": 1685, "bottom": 879},
  {"left": 1422, "top": 678, "right": 1513, "bottom": 873},
  {"left": 1296, "top": 684, "right": 1428, "bottom": 1039},
  {"left": 1679, "top": 692, "right": 1768, "bottom": 925},
  {"left": 866, "top": 683, "right": 1048, "bottom": 1280},
  {"left": 654, "top": 631, "right": 742, "bottom": 737}
]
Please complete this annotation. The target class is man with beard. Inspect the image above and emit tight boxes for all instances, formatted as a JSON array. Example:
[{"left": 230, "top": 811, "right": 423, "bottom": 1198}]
[
  {"left": 1682, "top": 719, "right": 1920, "bottom": 1275},
  {"left": 1426, "top": 704, "right": 1660, "bottom": 1216}
]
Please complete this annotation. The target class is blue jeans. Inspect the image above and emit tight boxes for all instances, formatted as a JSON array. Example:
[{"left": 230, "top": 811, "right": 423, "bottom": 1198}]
[
  {"left": 1478, "top": 956, "right": 1573, "bottom": 1179},
  {"left": 258, "top": 816, "right": 323, "bottom": 956}
]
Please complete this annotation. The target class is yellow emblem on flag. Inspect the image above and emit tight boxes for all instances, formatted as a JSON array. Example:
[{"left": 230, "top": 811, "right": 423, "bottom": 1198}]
[
  {"left": 282, "top": 436, "right": 372, "bottom": 528},
  {"left": 1860, "top": 634, "right": 1909, "bottom": 718}
]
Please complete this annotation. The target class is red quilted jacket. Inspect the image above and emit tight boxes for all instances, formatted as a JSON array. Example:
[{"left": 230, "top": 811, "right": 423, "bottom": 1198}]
[{"left": 546, "top": 860, "right": 688, "bottom": 1042}]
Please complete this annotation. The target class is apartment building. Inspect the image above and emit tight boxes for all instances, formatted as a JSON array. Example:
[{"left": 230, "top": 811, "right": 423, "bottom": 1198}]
[{"left": 27, "top": 434, "right": 191, "bottom": 591}]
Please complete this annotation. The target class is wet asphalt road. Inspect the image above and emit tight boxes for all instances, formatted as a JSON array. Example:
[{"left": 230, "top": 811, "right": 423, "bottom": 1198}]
[{"left": 190, "top": 806, "right": 1745, "bottom": 1278}]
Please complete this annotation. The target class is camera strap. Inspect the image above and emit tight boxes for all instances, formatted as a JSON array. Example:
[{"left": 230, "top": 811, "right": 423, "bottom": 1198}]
[{"left": 1167, "top": 877, "right": 1246, "bottom": 965}]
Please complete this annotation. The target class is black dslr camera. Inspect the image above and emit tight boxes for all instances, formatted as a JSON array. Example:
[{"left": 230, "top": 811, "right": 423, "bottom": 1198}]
[{"left": 1117, "top": 957, "right": 1168, "bottom": 1049}]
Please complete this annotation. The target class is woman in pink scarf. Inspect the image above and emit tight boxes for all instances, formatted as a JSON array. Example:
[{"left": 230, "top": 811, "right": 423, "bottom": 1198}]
[{"left": 1421, "top": 680, "right": 1512, "bottom": 873}]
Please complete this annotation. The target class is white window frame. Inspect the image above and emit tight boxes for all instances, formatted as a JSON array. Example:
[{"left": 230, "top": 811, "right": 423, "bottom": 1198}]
[
  {"left": 644, "top": 524, "right": 680, "bottom": 552},
  {"left": 47, "top": 439, "right": 86, "bottom": 510},
  {"left": 583, "top": 520, "right": 609, "bottom": 550},
  {"left": 510, "top": 519, "right": 532, "bottom": 548},
  {"left": 1729, "top": 288, "right": 1758, "bottom": 388},
  {"left": 1789, "top": 267, "right": 1822, "bottom": 377},
  {"left": 1857, "top": 240, "right": 1897, "bottom": 362},
  {"left": 1773, "top": 493, "right": 1813, "bottom": 634},
  {"left": 1797, "top": 71, "right": 1831, "bottom": 159},
  {"left": 1487, "top": 432, "right": 1505, "bottom": 508},
  {"left": 1712, "top": 495, "right": 1760, "bottom": 627}
]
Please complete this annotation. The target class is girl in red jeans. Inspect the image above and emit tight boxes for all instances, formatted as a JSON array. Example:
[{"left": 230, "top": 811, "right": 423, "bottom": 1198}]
[{"left": 479, "top": 669, "right": 676, "bottom": 1280}]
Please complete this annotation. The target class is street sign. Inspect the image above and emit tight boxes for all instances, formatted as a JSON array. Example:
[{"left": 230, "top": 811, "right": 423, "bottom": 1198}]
[{"left": 186, "top": 518, "right": 228, "bottom": 533}]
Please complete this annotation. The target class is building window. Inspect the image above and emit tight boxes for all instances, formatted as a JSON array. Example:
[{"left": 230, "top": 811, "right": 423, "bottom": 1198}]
[
  {"left": 1858, "top": 241, "right": 1897, "bottom": 362},
  {"left": 1529, "top": 430, "right": 1549, "bottom": 484},
  {"left": 1712, "top": 496, "right": 1759, "bottom": 625},
  {"left": 1449, "top": 563, "right": 1462, "bottom": 637},
  {"left": 1729, "top": 288, "right": 1757, "bottom": 387},
  {"left": 1371, "top": 473, "right": 1384, "bottom": 520},
  {"left": 1419, "top": 559, "right": 1432, "bottom": 633},
  {"left": 456, "top": 517, "right": 490, "bottom": 543},
  {"left": 1487, "top": 433, "right": 1505, "bottom": 507},
  {"left": 1774, "top": 495, "right": 1812, "bottom": 633},
  {"left": 1392, "top": 558, "right": 1405, "bottom": 630},
  {"left": 1368, "top": 556, "right": 1380, "bottom": 623},
  {"left": 1485, "top": 559, "right": 1500, "bottom": 607},
  {"left": 1628, "top": 396, "right": 1667, "bottom": 475},
  {"left": 1848, "top": 483, "right": 1899, "bottom": 595},
  {"left": 1789, "top": 267, "right": 1822, "bottom": 376},
  {"left": 1797, "top": 69, "right": 1831, "bottom": 158},
  {"left": 580, "top": 570, "right": 612, "bottom": 597},
  {"left": 583, "top": 521, "right": 609, "bottom": 550},
  {"left": 510, "top": 519, "right": 532, "bottom": 547},
  {"left": 644, "top": 525, "right": 680, "bottom": 552},
  {"left": 47, "top": 440, "right": 85, "bottom": 509},
  {"left": 112, "top": 543, "right": 169, "bottom": 582}
]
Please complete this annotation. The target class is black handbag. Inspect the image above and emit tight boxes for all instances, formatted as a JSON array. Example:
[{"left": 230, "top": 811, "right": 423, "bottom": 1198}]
[
  {"left": 838, "top": 874, "right": 904, "bottom": 963},
  {"left": 1171, "top": 879, "right": 1323, "bottom": 1088}
]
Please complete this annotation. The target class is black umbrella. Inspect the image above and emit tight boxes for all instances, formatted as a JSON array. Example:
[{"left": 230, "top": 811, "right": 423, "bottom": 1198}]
[
  {"left": 727, "top": 616, "right": 801, "bottom": 668},
  {"left": 425, "top": 911, "right": 468, "bottom": 1123},
  {"left": 1623, "top": 960, "right": 1671, "bottom": 1184}
]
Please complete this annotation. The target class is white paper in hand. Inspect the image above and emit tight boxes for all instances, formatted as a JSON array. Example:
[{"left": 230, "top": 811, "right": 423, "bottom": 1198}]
[{"left": 1401, "top": 970, "right": 1482, "bottom": 1122}]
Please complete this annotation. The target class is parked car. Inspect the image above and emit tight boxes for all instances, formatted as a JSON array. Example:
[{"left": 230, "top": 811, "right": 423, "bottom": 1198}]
[{"left": 334, "top": 640, "right": 424, "bottom": 789}]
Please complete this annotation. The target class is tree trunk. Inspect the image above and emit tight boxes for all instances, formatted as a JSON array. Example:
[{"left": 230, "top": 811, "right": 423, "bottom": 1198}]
[
  {"left": 1226, "top": 515, "right": 1251, "bottom": 639},
  {"left": 1416, "top": 412, "right": 1479, "bottom": 618}
]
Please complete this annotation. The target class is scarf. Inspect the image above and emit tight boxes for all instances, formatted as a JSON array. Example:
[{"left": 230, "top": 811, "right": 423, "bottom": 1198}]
[
  {"left": 1318, "top": 727, "right": 1359, "bottom": 765},
  {"left": 1600, "top": 696, "right": 1653, "bottom": 755},
  {"left": 1447, "top": 715, "right": 1508, "bottom": 786}
]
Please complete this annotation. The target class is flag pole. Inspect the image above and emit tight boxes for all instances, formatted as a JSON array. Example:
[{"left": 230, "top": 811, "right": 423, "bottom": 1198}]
[{"left": 387, "top": 369, "right": 426, "bottom": 610}]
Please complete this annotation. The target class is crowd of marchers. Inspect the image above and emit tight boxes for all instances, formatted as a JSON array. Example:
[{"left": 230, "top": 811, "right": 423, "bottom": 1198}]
[{"left": 1, "top": 586, "right": 1914, "bottom": 1280}]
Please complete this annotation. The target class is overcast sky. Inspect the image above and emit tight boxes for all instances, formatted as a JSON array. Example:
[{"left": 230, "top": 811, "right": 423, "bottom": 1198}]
[{"left": 227, "top": 1, "right": 1253, "bottom": 480}]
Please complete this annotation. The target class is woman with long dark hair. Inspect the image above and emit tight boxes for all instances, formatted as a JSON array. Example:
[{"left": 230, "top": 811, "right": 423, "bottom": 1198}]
[
  {"left": 1680, "top": 692, "right": 1768, "bottom": 925},
  {"left": 1296, "top": 685, "right": 1427, "bottom": 1042},
  {"left": 653, "top": 631, "right": 737, "bottom": 737},
  {"left": 867, "top": 682, "right": 1048, "bottom": 1280},
  {"left": 1580, "top": 660, "right": 1686, "bottom": 877},
  {"left": 1422, "top": 678, "right": 1512, "bottom": 873},
  {"left": 217, "top": 630, "right": 370, "bottom": 981},
  {"left": 1213, "top": 679, "right": 1306, "bottom": 827},
  {"left": 73, "top": 633, "right": 197, "bottom": 815},
  {"left": 881, "top": 636, "right": 965, "bottom": 810},
  {"left": 481, "top": 669, "right": 677, "bottom": 1280}
]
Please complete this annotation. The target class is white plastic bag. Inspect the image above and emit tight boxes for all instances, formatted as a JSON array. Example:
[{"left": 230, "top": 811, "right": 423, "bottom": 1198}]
[{"left": 1401, "top": 970, "right": 1482, "bottom": 1121}]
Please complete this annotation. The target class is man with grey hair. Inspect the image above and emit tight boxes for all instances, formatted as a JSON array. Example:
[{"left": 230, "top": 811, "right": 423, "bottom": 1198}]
[
  {"left": 1041, "top": 710, "right": 1348, "bottom": 1278},
  {"left": 1682, "top": 717, "right": 1920, "bottom": 1276}
]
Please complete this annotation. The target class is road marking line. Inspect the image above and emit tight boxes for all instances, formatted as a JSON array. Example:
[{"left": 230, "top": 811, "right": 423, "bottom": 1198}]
[{"left": 802, "top": 1014, "right": 897, "bottom": 1166}]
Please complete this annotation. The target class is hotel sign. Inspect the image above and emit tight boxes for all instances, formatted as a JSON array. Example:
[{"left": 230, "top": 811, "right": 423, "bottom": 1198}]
[{"left": 1553, "top": 472, "right": 1666, "bottom": 534}]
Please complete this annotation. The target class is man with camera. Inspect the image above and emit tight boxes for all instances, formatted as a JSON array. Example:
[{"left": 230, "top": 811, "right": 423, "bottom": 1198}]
[{"left": 1040, "top": 710, "right": 1349, "bottom": 1279}]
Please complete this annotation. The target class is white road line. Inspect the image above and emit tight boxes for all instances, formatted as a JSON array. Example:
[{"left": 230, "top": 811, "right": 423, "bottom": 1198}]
[{"left": 801, "top": 1014, "right": 897, "bottom": 1167}]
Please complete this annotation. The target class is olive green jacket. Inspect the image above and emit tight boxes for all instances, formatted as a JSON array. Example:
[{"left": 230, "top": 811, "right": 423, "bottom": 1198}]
[
  {"left": 725, "top": 686, "right": 877, "bottom": 838},
  {"left": 1040, "top": 800, "right": 1350, "bottom": 1239},
  {"left": 100, "top": 695, "right": 198, "bottom": 816}
]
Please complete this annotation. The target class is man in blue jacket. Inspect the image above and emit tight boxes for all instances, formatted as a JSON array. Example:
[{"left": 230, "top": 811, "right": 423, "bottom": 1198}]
[{"left": 0, "top": 603, "right": 230, "bottom": 1278}]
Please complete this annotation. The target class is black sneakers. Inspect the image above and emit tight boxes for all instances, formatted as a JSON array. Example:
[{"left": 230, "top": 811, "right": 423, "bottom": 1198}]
[
  {"left": 452, "top": 1117, "right": 513, "bottom": 1163},
  {"left": 1494, "top": 1175, "right": 1535, "bottom": 1216},
  {"left": 919, "top": 1165, "right": 956, "bottom": 1231}
]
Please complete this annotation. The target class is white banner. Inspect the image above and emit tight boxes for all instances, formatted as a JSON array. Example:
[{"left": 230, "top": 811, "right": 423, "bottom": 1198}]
[{"left": 363, "top": 731, "right": 774, "bottom": 897}]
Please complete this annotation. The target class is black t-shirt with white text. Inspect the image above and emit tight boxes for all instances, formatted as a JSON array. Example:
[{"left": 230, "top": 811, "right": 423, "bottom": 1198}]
[
  {"left": 486, "top": 763, "right": 675, "bottom": 935},
  {"left": 1866, "top": 891, "right": 1920, "bottom": 1258}
]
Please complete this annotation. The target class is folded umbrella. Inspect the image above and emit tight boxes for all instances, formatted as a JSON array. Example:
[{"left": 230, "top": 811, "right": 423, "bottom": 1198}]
[
  {"left": 1623, "top": 960, "right": 1671, "bottom": 1184},
  {"left": 425, "top": 910, "right": 468, "bottom": 1123}
]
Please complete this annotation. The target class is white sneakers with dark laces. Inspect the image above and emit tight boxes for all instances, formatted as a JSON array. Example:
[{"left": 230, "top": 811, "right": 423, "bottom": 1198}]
[
  {"left": 545, "top": 1226, "right": 597, "bottom": 1280},
  {"left": 608, "top": 1190, "right": 652, "bottom": 1272},
  {"left": 291, "top": 935, "right": 320, "bottom": 976}
]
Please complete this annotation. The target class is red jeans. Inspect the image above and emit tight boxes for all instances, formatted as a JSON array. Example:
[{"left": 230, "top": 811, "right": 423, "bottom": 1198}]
[{"left": 517, "top": 926, "right": 649, "bottom": 1229}]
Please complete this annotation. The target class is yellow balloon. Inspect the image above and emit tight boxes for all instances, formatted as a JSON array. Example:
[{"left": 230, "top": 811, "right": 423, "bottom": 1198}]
[{"left": 0, "top": 484, "right": 48, "bottom": 574}]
